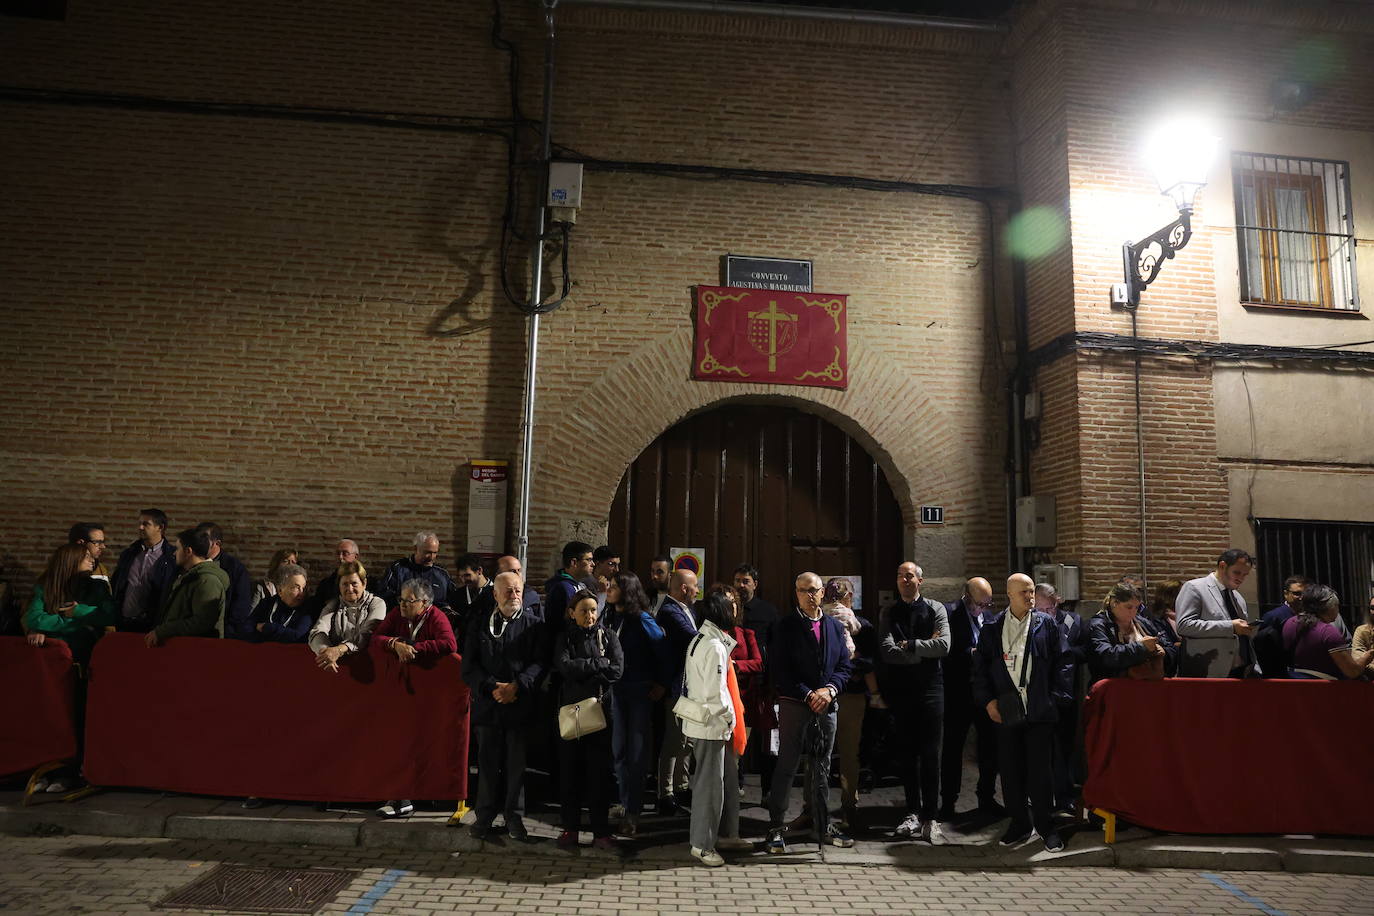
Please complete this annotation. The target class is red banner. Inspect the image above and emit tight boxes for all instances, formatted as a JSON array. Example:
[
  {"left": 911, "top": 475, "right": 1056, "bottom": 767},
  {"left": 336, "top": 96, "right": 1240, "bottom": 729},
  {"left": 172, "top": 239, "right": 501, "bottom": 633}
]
[
  {"left": 693, "top": 286, "right": 848, "bottom": 390},
  {"left": 0, "top": 637, "right": 78, "bottom": 777}
]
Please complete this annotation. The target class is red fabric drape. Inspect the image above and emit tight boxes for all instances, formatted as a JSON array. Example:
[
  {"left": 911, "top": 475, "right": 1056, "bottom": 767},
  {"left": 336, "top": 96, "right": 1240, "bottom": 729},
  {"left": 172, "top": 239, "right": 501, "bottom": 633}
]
[
  {"left": 0, "top": 637, "right": 78, "bottom": 777},
  {"left": 1083, "top": 677, "right": 1373, "bottom": 836},
  {"left": 84, "top": 633, "right": 469, "bottom": 802}
]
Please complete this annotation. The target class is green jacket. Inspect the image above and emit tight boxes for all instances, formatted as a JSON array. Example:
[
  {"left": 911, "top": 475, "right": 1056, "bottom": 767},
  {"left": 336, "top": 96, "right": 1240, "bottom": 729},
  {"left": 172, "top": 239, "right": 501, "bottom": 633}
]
[
  {"left": 155, "top": 560, "right": 229, "bottom": 640},
  {"left": 24, "top": 578, "right": 115, "bottom": 657}
]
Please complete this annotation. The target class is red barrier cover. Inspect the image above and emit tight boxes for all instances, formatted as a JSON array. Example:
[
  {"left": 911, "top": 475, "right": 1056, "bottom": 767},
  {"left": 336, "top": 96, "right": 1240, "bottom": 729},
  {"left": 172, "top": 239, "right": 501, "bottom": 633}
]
[
  {"left": 1083, "top": 677, "right": 1373, "bottom": 836},
  {"left": 0, "top": 636, "right": 79, "bottom": 777},
  {"left": 84, "top": 633, "right": 469, "bottom": 803}
]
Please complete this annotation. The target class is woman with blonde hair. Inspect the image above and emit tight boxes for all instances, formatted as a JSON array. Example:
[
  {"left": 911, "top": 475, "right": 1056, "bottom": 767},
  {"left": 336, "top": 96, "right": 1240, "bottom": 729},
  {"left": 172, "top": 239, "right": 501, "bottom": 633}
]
[{"left": 309, "top": 560, "right": 386, "bottom": 672}]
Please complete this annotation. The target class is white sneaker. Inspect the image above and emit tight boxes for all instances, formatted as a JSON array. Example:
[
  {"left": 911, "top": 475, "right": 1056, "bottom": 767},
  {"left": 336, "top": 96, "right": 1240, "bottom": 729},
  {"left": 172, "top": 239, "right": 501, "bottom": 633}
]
[
  {"left": 29, "top": 777, "right": 50, "bottom": 794},
  {"left": 376, "top": 800, "right": 414, "bottom": 818},
  {"left": 717, "top": 836, "right": 753, "bottom": 851},
  {"left": 894, "top": 813, "right": 923, "bottom": 838},
  {"left": 690, "top": 846, "right": 725, "bottom": 867},
  {"left": 608, "top": 803, "right": 625, "bottom": 819},
  {"left": 922, "top": 819, "right": 946, "bottom": 845}
]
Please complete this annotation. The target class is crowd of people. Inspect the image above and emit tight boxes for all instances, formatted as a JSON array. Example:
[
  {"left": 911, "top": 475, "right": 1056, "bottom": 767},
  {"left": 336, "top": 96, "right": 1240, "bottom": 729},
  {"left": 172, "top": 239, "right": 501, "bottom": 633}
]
[{"left": 16, "top": 513, "right": 1374, "bottom": 865}]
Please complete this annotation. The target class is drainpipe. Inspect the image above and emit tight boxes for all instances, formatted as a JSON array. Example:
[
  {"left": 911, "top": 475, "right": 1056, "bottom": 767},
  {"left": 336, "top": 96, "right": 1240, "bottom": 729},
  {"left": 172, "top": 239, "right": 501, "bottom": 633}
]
[{"left": 515, "top": 0, "right": 560, "bottom": 567}]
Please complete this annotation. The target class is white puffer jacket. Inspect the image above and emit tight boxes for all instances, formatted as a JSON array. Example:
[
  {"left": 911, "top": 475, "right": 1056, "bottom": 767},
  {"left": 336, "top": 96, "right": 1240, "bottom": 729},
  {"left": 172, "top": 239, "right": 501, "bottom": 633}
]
[{"left": 679, "top": 620, "right": 738, "bottom": 741}]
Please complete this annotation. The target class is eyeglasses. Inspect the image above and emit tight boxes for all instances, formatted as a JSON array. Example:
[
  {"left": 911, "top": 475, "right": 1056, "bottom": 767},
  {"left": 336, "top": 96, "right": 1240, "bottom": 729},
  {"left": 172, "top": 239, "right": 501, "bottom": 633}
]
[
  {"left": 797, "top": 587, "right": 823, "bottom": 595},
  {"left": 399, "top": 597, "right": 426, "bottom": 605},
  {"left": 87, "top": 539, "right": 106, "bottom": 545}
]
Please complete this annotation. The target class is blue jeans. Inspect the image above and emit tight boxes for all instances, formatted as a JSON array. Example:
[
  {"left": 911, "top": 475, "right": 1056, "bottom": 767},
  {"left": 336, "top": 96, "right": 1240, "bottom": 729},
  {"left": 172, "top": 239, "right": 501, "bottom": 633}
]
[{"left": 610, "top": 681, "right": 654, "bottom": 820}]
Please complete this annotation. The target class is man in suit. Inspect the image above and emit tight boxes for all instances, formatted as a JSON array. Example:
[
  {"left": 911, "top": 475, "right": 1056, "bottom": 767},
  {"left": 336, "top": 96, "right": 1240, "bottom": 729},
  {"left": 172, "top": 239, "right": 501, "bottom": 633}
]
[
  {"left": 973, "top": 573, "right": 1071, "bottom": 853},
  {"left": 939, "top": 576, "right": 1001, "bottom": 821},
  {"left": 765, "top": 571, "right": 854, "bottom": 853},
  {"left": 655, "top": 568, "right": 700, "bottom": 814},
  {"left": 1175, "top": 549, "right": 1257, "bottom": 678}
]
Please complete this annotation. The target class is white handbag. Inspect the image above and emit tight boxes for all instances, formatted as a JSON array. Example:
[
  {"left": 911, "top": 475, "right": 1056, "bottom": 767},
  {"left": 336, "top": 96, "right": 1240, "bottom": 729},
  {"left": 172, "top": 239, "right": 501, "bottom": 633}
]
[{"left": 558, "top": 695, "right": 607, "bottom": 740}]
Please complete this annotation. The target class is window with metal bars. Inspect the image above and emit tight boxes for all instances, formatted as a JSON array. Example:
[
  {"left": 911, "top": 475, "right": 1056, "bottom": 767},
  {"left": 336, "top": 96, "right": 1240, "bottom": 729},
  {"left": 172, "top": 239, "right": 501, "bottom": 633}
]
[
  {"left": 1232, "top": 153, "right": 1358, "bottom": 310},
  {"left": 1254, "top": 518, "right": 1374, "bottom": 631}
]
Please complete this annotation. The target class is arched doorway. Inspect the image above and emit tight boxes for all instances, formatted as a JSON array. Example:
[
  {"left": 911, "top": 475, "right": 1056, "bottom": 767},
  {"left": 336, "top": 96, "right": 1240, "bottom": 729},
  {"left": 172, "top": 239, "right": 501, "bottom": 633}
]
[{"left": 609, "top": 403, "right": 903, "bottom": 613}]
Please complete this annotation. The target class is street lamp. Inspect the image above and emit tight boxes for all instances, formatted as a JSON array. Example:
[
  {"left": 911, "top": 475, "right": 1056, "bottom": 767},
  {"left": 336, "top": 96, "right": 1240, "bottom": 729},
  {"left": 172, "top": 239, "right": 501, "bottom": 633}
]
[{"left": 1111, "top": 117, "right": 1220, "bottom": 309}]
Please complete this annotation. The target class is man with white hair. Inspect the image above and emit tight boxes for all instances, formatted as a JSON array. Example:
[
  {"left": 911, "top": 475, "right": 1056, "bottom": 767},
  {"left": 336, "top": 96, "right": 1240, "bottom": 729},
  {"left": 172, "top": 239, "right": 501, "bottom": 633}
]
[
  {"left": 377, "top": 531, "right": 456, "bottom": 615},
  {"left": 655, "top": 567, "right": 700, "bottom": 815},
  {"left": 462, "top": 570, "right": 544, "bottom": 842},
  {"left": 764, "top": 571, "right": 854, "bottom": 853},
  {"left": 496, "top": 554, "right": 542, "bottom": 617}
]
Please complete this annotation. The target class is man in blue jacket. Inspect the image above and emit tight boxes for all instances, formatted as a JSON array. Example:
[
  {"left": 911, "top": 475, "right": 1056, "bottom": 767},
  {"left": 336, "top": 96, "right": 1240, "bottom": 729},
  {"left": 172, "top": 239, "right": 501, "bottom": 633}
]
[
  {"left": 655, "top": 568, "right": 699, "bottom": 814},
  {"left": 765, "top": 571, "right": 854, "bottom": 853},
  {"left": 973, "top": 573, "right": 1071, "bottom": 853}
]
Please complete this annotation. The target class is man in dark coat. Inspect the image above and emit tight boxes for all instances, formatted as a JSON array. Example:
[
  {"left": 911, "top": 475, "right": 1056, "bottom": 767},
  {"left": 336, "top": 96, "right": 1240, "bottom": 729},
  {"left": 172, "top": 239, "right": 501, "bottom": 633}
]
[
  {"left": 973, "top": 573, "right": 1072, "bottom": 853},
  {"left": 941, "top": 576, "right": 1001, "bottom": 821},
  {"left": 462, "top": 571, "right": 544, "bottom": 842}
]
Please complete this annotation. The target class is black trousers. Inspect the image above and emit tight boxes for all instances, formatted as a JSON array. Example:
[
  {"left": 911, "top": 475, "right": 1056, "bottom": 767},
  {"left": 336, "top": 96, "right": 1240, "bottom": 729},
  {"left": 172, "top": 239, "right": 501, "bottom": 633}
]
[
  {"left": 891, "top": 681, "right": 943, "bottom": 819},
  {"left": 474, "top": 724, "right": 527, "bottom": 827},
  {"left": 558, "top": 727, "right": 613, "bottom": 836},
  {"left": 1051, "top": 703, "right": 1080, "bottom": 810},
  {"left": 940, "top": 695, "right": 1000, "bottom": 812},
  {"left": 997, "top": 721, "right": 1055, "bottom": 835}
]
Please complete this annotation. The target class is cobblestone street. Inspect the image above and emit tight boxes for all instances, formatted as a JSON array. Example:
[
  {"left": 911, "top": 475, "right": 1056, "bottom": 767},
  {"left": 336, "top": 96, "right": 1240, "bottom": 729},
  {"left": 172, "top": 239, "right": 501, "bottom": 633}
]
[{"left": 1, "top": 833, "right": 1368, "bottom": 916}]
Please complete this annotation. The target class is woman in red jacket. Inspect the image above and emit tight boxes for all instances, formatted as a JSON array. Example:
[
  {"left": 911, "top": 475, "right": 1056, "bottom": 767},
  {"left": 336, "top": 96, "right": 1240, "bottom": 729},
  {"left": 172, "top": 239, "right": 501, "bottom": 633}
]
[
  {"left": 709, "top": 584, "right": 767, "bottom": 800},
  {"left": 370, "top": 579, "right": 457, "bottom": 818}
]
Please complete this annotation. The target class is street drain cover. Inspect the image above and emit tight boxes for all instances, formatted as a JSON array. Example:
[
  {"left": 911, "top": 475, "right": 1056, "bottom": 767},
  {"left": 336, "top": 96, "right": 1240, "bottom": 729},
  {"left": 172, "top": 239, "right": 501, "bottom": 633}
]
[{"left": 159, "top": 864, "right": 358, "bottom": 913}]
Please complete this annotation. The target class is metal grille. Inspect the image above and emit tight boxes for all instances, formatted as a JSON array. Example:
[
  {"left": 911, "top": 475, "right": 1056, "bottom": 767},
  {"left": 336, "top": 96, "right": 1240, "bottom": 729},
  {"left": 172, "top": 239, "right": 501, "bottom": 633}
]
[
  {"left": 1254, "top": 518, "right": 1374, "bottom": 630},
  {"left": 159, "top": 864, "right": 358, "bottom": 914},
  {"left": 1232, "top": 153, "right": 1358, "bottom": 310}
]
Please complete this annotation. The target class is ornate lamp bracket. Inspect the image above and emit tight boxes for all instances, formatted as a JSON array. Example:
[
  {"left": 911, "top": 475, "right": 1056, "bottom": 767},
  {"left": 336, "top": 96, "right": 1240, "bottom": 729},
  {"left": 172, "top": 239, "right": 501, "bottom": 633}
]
[{"left": 1117, "top": 209, "right": 1193, "bottom": 310}]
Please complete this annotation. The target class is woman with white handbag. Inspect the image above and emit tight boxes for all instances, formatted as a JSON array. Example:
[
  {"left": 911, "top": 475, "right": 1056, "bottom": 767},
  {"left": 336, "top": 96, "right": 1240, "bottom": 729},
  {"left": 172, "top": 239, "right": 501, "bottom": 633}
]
[
  {"left": 680, "top": 592, "right": 752, "bottom": 866},
  {"left": 553, "top": 589, "right": 624, "bottom": 851}
]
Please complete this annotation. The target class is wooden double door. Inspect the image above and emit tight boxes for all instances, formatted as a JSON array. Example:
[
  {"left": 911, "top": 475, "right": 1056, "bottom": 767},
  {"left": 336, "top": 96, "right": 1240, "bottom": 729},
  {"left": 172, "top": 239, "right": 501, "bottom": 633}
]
[{"left": 609, "top": 404, "right": 902, "bottom": 614}]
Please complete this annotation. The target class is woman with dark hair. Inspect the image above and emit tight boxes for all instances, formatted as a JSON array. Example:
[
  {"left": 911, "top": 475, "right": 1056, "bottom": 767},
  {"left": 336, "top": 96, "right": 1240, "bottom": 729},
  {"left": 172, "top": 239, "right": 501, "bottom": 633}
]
[
  {"left": 250, "top": 548, "right": 299, "bottom": 611},
  {"left": 1146, "top": 579, "right": 1182, "bottom": 643},
  {"left": 25, "top": 543, "right": 114, "bottom": 661},
  {"left": 821, "top": 576, "right": 879, "bottom": 829},
  {"left": 1282, "top": 584, "right": 1373, "bottom": 680},
  {"left": 709, "top": 583, "right": 766, "bottom": 803},
  {"left": 1086, "top": 584, "right": 1177, "bottom": 681},
  {"left": 1351, "top": 592, "right": 1374, "bottom": 678},
  {"left": 681, "top": 591, "right": 749, "bottom": 866},
  {"left": 554, "top": 588, "right": 624, "bottom": 850},
  {"left": 605, "top": 571, "right": 666, "bottom": 836}
]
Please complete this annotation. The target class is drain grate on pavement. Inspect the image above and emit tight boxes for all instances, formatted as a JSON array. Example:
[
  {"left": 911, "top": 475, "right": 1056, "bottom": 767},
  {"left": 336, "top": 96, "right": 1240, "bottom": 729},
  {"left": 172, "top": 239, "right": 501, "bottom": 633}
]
[{"left": 158, "top": 864, "right": 358, "bottom": 914}]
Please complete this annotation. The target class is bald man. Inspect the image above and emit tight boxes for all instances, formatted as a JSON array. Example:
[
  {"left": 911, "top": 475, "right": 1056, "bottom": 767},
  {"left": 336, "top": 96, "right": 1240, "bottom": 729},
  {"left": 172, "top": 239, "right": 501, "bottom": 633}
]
[
  {"left": 972, "top": 573, "right": 1072, "bottom": 853},
  {"left": 496, "top": 555, "right": 543, "bottom": 618},
  {"left": 655, "top": 569, "right": 700, "bottom": 813},
  {"left": 940, "top": 576, "right": 1001, "bottom": 821}
]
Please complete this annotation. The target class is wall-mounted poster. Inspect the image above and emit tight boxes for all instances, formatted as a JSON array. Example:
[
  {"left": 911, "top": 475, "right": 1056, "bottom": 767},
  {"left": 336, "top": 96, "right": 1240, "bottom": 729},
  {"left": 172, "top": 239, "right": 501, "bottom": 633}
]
[{"left": 670, "top": 547, "right": 706, "bottom": 599}]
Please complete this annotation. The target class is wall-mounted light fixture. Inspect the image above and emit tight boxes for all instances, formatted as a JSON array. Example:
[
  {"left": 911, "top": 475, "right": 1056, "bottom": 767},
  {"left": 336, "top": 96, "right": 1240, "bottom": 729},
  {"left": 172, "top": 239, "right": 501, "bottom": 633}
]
[{"left": 1110, "top": 118, "right": 1220, "bottom": 309}]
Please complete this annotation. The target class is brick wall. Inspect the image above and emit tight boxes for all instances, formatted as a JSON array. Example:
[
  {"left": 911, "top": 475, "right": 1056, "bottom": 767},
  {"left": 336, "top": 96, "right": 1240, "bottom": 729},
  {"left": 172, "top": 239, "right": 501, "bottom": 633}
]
[{"left": 0, "top": 0, "right": 1017, "bottom": 596}]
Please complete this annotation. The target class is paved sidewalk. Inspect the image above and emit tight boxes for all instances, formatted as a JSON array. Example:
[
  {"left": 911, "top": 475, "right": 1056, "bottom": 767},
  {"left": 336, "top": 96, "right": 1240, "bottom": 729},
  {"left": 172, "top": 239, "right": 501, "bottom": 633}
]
[
  {"left": 1, "top": 833, "right": 1369, "bottom": 915},
  {"left": 5, "top": 779, "right": 1374, "bottom": 876}
]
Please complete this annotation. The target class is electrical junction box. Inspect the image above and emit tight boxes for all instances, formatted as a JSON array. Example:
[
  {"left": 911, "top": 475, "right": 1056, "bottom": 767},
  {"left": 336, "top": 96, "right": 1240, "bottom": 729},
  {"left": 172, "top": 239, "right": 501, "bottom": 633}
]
[
  {"left": 548, "top": 161, "right": 583, "bottom": 208},
  {"left": 1016, "top": 494, "right": 1056, "bottom": 548},
  {"left": 1032, "top": 563, "right": 1081, "bottom": 601}
]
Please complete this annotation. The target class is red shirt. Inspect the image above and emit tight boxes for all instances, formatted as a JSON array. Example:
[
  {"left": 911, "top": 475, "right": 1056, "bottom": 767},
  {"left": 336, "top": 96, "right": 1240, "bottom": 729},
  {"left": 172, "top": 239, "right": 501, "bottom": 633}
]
[{"left": 372, "top": 605, "right": 457, "bottom": 659}]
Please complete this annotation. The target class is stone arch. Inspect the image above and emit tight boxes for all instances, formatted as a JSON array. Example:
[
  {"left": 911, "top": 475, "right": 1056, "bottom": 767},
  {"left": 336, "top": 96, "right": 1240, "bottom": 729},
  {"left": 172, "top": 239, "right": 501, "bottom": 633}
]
[{"left": 529, "top": 327, "right": 977, "bottom": 567}]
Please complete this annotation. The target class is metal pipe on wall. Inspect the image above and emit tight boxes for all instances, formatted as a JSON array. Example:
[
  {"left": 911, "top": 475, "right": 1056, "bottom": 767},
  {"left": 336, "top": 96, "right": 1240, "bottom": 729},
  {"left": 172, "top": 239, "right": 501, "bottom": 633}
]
[
  {"left": 516, "top": 0, "right": 561, "bottom": 567},
  {"left": 561, "top": 0, "right": 1003, "bottom": 32}
]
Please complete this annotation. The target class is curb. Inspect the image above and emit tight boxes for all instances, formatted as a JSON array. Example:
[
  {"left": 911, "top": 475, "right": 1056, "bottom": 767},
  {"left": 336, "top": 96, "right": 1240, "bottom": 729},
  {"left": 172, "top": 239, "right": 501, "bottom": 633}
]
[{"left": 4, "top": 802, "right": 1373, "bottom": 875}]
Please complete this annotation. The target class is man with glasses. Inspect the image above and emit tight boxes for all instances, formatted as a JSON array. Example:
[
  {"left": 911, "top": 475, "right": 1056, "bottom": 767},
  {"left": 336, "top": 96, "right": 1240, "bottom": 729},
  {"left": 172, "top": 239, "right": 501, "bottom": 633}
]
[
  {"left": 939, "top": 576, "right": 1002, "bottom": 822},
  {"left": 764, "top": 571, "right": 854, "bottom": 853},
  {"left": 1255, "top": 575, "right": 1312, "bottom": 677},
  {"left": 67, "top": 523, "right": 111, "bottom": 580}
]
